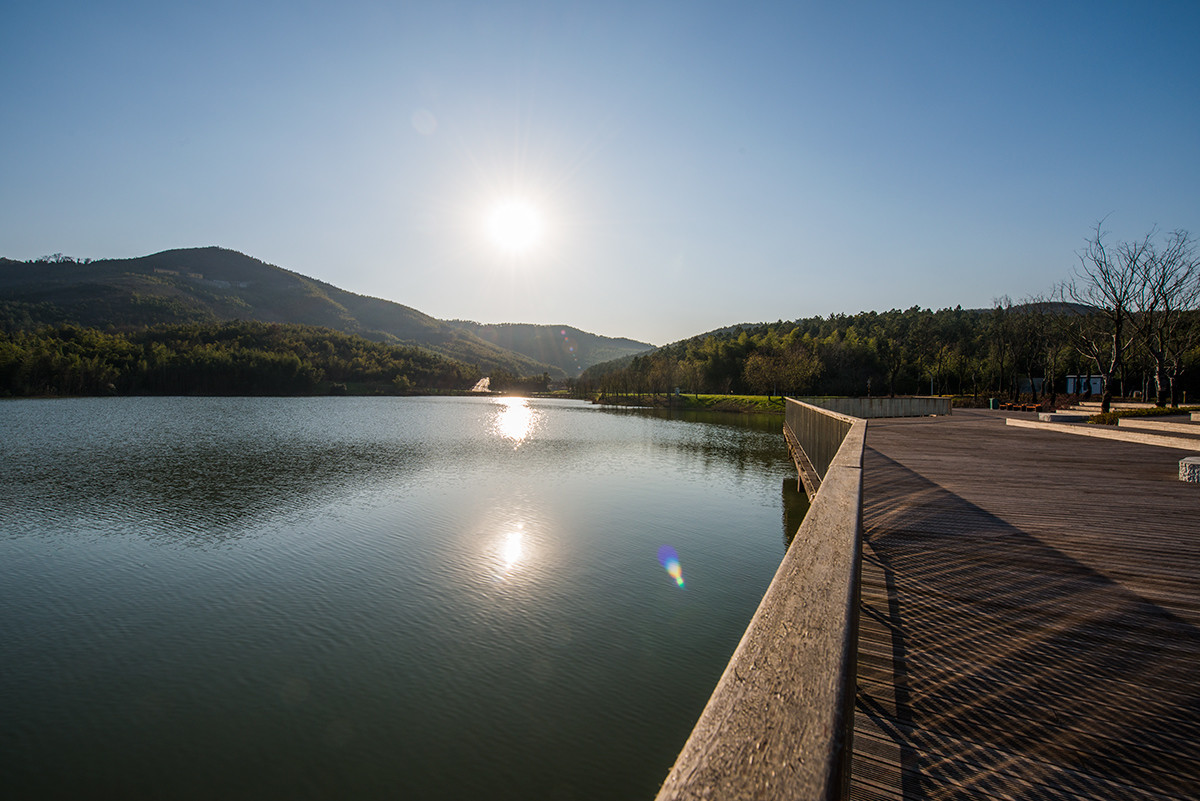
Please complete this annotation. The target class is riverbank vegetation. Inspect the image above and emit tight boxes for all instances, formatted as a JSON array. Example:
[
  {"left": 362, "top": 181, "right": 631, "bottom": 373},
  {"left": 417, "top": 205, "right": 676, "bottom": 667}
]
[
  {"left": 0, "top": 248, "right": 652, "bottom": 379},
  {"left": 6, "top": 226, "right": 1196, "bottom": 407},
  {"left": 580, "top": 226, "right": 1200, "bottom": 413},
  {"left": 577, "top": 302, "right": 1197, "bottom": 412},
  {"left": 487, "top": 368, "right": 552, "bottom": 395},
  {"left": 0, "top": 321, "right": 484, "bottom": 397}
]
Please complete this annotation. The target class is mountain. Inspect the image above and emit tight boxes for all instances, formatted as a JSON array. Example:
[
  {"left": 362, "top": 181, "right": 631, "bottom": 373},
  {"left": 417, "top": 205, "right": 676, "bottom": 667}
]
[
  {"left": 449, "top": 322, "right": 653, "bottom": 377},
  {"left": 0, "top": 248, "right": 568, "bottom": 377}
]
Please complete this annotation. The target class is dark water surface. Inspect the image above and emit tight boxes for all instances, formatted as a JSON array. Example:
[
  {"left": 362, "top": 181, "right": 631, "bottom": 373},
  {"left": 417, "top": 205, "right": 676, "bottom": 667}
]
[{"left": 1, "top": 396, "right": 806, "bottom": 800}]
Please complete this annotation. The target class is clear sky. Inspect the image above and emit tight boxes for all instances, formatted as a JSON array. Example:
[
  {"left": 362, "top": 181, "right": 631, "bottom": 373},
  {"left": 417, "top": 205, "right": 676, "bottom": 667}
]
[{"left": 2, "top": 1, "right": 1198, "bottom": 345}]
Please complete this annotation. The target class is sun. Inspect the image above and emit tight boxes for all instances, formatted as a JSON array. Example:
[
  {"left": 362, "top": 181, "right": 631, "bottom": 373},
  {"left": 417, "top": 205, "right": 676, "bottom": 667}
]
[{"left": 486, "top": 198, "right": 543, "bottom": 254}]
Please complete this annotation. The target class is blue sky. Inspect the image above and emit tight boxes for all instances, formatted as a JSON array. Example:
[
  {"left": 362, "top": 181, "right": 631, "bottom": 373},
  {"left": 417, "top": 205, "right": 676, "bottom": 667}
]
[{"left": 2, "top": 1, "right": 1198, "bottom": 345}]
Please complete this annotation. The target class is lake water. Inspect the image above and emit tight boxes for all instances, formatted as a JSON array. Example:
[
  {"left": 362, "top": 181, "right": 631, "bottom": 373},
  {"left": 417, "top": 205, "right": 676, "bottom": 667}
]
[{"left": 0, "top": 396, "right": 806, "bottom": 800}]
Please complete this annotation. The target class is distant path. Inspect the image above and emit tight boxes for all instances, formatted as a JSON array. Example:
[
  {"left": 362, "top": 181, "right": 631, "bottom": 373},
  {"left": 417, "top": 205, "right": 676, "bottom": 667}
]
[{"left": 854, "top": 409, "right": 1200, "bottom": 799}]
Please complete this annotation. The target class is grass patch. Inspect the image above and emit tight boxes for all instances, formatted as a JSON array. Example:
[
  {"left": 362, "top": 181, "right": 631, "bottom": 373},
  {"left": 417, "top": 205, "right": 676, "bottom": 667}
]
[
  {"left": 595, "top": 393, "right": 786, "bottom": 414},
  {"left": 678, "top": 394, "right": 787, "bottom": 413}
]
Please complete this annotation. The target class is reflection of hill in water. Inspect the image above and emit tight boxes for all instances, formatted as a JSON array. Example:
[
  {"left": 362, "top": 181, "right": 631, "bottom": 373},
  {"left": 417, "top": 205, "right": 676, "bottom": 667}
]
[
  {"left": 604, "top": 407, "right": 788, "bottom": 477},
  {"left": 608, "top": 406, "right": 784, "bottom": 433},
  {"left": 2, "top": 397, "right": 797, "bottom": 548},
  {"left": 595, "top": 408, "right": 807, "bottom": 551},
  {"left": 0, "top": 397, "right": 449, "bottom": 545},
  {"left": 4, "top": 436, "right": 425, "bottom": 544}
]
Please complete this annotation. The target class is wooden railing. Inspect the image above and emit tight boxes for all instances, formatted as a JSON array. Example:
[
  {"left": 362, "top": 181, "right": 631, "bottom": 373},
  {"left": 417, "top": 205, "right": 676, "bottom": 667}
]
[
  {"left": 785, "top": 400, "right": 858, "bottom": 498},
  {"left": 793, "top": 395, "right": 951, "bottom": 419},
  {"left": 656, "top": 399, "right": 866, "bottom": 801}
]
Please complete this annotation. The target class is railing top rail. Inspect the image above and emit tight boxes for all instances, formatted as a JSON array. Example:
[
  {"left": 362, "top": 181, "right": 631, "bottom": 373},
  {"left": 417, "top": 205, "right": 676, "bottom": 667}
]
[
  {"left": 657, "top": 403, "right": 866, "bottom": 801},
  {"left": 790, "top": 396, "right": 951, "bottom": 420},
  {"left": 786, "top": 397, "right": 861, "bottom": 427}
]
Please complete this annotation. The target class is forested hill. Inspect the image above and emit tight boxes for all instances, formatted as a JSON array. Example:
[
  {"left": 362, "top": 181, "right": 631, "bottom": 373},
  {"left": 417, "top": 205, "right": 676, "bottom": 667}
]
[
  {"left": 0, "top": 322, "right": 481, "bottom": 397},
  {"left": 449, "top": 321, "right": 653, "bottom": 377},
  {"left": 0, "top": 248, "right": 559, "bottom": 378},
  {"left": 579, "top": 305, "right": 1200, "bottom": 403}
]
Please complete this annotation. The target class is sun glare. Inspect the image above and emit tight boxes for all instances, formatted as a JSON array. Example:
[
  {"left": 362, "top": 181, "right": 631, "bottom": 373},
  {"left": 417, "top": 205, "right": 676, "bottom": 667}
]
[{"left": 487, "top": 198, "right": 543, "bottom": 254}]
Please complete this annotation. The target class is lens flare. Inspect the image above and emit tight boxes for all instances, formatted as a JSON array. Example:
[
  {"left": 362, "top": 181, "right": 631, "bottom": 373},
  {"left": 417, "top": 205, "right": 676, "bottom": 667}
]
[{"left": 657, "top": 545, "right": 685, "bottom": 588}]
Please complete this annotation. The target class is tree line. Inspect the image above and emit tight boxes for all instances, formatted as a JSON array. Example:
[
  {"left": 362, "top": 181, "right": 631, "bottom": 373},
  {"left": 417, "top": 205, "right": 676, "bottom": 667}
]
[
  {"left": 487, "top": 368, "right": 552, "bottom": 394},
  {"left": 6, "top": 225, "right": 1196, "bottom": 408},
  {"left": 0, "top": 321, "right": 485, "bottom": 397},
  {"left": 580, "top": 226, "right": 1200, "bottom": 413}
]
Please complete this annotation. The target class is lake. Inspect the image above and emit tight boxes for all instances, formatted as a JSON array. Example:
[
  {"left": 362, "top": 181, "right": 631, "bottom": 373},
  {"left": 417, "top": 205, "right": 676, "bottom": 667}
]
[{"left": 0, "top": 396, "right": 806, "bottom": 800}]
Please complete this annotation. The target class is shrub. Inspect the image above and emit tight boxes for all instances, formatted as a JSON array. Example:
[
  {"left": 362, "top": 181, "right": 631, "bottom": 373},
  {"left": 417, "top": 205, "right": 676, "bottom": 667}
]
[{"left": 1087, "top": 406, "right": 1200, "bottom": 425}]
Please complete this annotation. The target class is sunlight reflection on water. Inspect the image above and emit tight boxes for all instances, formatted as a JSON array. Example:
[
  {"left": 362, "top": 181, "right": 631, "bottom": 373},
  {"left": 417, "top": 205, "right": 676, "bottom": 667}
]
[
  {"left": 499, "top": 525, "right": 524, "bottom": 573},
  {"left": 492, "top": 397, "right": 539, "bottom": 446}
]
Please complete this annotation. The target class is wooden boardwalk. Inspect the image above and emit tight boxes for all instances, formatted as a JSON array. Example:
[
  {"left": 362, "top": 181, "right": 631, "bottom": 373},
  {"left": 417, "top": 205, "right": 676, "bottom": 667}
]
[{"left": 853, "top": 409, "right": 1200, "bottom": 800}]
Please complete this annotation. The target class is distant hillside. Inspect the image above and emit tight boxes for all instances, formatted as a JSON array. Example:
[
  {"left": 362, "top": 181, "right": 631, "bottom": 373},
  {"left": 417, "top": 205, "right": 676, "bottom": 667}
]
[
  {"left": 0, "top": 321, "right": 481, "bottom": 397},
  {"left": 0, "top": 248, "right": 560, "bottom": 378},
  {"left": 449, "top": 321, "right": 653, "bottom": 377},
  {"left": 577, "top": 303, "right": 1200, "bottom": 403}
]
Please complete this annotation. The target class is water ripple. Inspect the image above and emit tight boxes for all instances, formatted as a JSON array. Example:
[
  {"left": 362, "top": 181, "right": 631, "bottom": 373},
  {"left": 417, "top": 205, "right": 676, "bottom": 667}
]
[{"left": 1, "top": 396, "right": 795, "bottom": 801}]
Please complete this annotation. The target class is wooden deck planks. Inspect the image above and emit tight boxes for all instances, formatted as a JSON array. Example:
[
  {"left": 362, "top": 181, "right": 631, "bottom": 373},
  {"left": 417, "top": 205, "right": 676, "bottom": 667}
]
[{"left": 853, "top": 410, "right": 1200, "bottom": 800}]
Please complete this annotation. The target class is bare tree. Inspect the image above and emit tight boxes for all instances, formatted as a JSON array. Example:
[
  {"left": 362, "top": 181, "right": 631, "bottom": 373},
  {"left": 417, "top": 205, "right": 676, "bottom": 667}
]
[
  {"left": 1000, "top": 297, "right": 1044, "bottom": 401},
  {"left": 1012, "top": 294, "right": 1068, "bottom": 405},
  {"left": 986, "top": 301, "right": 1014, "bottom": 399},
  {"left": 1131, "top": 229, "right": 1200, "bottom": 406},
  {"left": 1061, "top": 221, "right": 1144, "bottom": 413},
  {"left": 1032, "top": 296, "right": 1074, "bottom": 408}
]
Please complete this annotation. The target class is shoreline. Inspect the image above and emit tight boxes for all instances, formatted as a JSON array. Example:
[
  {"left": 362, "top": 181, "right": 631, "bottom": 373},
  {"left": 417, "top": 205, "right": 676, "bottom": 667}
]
[{"left": 589, "top": 394, "right": 786, "bottom": 415}]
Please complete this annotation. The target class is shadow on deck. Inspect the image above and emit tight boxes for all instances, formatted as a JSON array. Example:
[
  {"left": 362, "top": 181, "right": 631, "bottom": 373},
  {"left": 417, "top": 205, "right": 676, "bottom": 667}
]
[{"left": 855, "top": 443, "right": 1200, "bottom": 799}]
